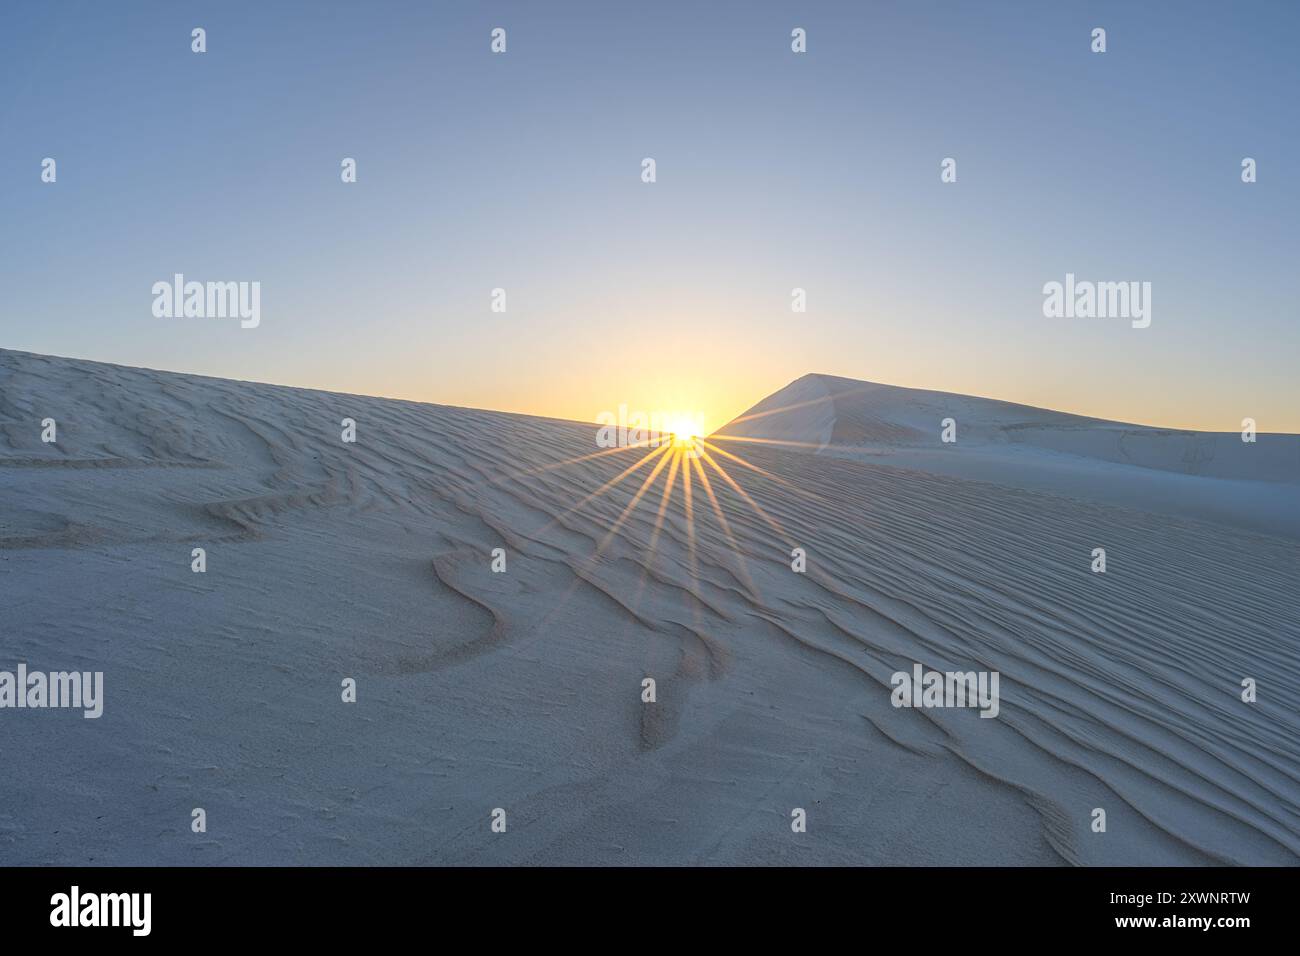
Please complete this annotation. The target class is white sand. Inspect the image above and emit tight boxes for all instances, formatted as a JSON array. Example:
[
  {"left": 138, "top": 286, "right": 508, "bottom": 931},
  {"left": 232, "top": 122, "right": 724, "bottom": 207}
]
[{"left": 2, "top": 352, "right": 1297, "bottom": 865}]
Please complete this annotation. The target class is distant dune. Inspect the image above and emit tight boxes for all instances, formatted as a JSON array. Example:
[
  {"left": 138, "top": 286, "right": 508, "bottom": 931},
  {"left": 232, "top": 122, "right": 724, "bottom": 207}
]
[
  {"left": 719, "top": 373, "right": 1300, "bottom": 539},
  {"left": 2, "top": 350, "right": 1298, "bottom": 865}
]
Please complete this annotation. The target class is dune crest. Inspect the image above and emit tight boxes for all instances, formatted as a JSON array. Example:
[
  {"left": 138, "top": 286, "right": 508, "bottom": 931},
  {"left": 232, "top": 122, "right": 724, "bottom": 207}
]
[{"left": 718, "top": 372, "right": 1300, "bottom": 538}]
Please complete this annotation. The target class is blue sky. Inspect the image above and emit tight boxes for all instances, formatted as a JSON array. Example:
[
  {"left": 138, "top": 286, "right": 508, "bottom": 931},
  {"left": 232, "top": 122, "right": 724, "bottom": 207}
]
[{"left": 2, "top": 1, "right": 1297, "bottom": 431}]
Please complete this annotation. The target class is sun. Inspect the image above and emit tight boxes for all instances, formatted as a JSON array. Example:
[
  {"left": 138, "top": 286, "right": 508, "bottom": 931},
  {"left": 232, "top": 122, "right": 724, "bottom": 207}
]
[{"left": 666, "top": 415, "right": 702, "bottom": 449}]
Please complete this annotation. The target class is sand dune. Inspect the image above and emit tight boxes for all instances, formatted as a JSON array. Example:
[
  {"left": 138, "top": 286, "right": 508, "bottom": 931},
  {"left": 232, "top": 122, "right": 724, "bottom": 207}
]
[
  {"left": 720, "top": 373, "right": 1300, "bottom": 539},
  {"left": 2, "top": 351, "right": 1297, "bottom": 865}
]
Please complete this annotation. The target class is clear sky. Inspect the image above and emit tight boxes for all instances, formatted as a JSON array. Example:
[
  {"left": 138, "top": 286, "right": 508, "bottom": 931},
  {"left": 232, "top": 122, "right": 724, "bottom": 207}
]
[{"left": 2, "top": 1, "right": 1297, "bottom": 433}]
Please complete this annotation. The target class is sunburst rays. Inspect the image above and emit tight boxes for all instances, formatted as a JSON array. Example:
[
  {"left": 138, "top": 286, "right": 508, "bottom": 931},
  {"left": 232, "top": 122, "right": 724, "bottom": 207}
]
[{"left": 516, "top": 424, "right": 796, "bottom": 626}]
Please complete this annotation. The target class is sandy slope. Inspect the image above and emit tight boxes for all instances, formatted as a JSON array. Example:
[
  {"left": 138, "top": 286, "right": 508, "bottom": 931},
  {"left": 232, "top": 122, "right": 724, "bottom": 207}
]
[
  {"left": 720, "top": 373, "right": 1300, "bottom": 539},
  {"left": 1, "top": 352, "right": 1297, "bottom": 865}
]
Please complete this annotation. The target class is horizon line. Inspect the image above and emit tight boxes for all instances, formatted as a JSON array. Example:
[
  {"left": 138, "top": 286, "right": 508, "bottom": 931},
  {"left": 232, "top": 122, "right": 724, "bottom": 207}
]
[{"left": 3, "top": 347, "right": 1294, "bottom": 439}]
